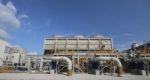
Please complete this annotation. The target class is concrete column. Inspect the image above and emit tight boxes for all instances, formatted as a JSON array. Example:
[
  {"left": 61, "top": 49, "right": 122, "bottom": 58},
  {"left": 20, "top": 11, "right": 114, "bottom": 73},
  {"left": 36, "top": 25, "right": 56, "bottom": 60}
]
[
  {"left": 40, "top": 59, "right": 43, "bottom": 71},
  {"left": 72, "top": 54, "right": 75, "bottom": 72},
  {"left": 27, "top": 57, "right": 31, "bottom": 71}
]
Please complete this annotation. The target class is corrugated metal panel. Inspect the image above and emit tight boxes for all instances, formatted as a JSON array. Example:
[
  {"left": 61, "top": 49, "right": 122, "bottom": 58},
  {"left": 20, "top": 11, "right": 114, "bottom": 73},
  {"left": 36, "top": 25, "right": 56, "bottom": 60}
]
[
  {"left": 78, "top": 40, "right": 88, "bottom": 44},
  {"left": 56, "top": 40, "right": 66, "bottom": 44},
  {"left": 44, "top": 37, "right": 113, "bottom": 50},
  {"left": 78, "top": 45, "right": 88, "bottom": 49},
  {"left": 89, "top": 44, "right": 99, "bottom": 50},
  {"left": 104, "top": 45, "right": 112, "bottom": 50},
  {"left": 44, "top": 44, "right": 54, "bottom": 49},
  {"left": 89, "top": 40, "right": 99, "bottom": 44},
  {"left": 67, "top": 45, "right": 77, "bottom": 49},
  {"left": 44, "top": 40, "right": 55, "bottom": 44},
  {"left": 55, "top": 45, "right": 66, "bottom": 49},
  {"left": 102, "top": 40, "right": 111, "bottom": 44},
  {"left": 67, "top": 40, "right": 77, "bottom": 44}
]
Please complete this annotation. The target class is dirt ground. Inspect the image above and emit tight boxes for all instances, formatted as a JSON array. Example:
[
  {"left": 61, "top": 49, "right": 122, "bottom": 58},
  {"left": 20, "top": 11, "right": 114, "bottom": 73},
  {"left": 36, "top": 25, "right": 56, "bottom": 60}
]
[{"left": 0, "top": 73, "right": 150, "bottom": 80}]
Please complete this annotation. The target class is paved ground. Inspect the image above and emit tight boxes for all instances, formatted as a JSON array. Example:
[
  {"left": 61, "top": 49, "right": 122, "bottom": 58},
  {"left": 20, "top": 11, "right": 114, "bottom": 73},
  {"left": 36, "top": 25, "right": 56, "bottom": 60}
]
[{"left": 0, "top": 73, "right": 150, "bottom": 80}]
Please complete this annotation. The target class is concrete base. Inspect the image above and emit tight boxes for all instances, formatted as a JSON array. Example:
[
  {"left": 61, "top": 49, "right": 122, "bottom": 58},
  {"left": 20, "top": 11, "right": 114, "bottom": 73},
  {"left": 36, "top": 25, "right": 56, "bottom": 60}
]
[
  {"left": 138, "top": 70, "right": 146, "bottom": 75},
  {"left": 50, "top": 70, "right": 55, "bottom": 74},
  {"left": 117, "top": 66, "right": 123, "bottom": 77},
  {"left": 95, "top": 70, "right": 100, "bottom": 75},
  {"left": 67, "top": 69, "right": 72, "bottom": 76}
]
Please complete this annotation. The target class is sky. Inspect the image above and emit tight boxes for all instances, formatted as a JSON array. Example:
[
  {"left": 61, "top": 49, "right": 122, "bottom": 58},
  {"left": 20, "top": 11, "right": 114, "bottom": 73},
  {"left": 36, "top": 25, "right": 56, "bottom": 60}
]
[{"left": 0, "top": 0, "right": 150, "bottom": 54}]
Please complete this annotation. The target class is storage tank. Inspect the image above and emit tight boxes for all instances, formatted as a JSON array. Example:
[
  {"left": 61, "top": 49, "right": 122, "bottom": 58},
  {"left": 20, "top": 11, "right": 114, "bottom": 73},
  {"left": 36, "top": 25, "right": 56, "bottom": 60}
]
[
  {"left": 11, "top": 53, "right": 26, "bottom": 63},
  {"left": 0, "top": 59, "right": 3, "bottom": 67},
  {"left": 9, "top": 47, "right": 26, "bottom": 64},
  {"left": 18, "top": 53, "right": 26, "bottom": 63},
  {"left": 11, "top": 53, "right": 21, "bottom": 63}
]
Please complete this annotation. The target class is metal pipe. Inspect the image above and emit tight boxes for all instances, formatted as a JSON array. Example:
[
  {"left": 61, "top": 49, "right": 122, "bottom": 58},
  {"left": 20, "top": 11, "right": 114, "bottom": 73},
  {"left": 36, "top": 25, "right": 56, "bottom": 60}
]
[
  {"left": 92, "top": 57, "right": 123, "bottom": 77},
  {"left": 29, "top": 56, "right": 72, "bottom": 76}
]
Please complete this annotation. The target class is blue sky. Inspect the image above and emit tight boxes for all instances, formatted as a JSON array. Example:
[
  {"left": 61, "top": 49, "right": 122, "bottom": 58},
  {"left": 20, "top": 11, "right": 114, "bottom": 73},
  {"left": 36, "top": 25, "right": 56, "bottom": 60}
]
[{"left": 0, "top": 0, "right": 150, "bottom": 54}]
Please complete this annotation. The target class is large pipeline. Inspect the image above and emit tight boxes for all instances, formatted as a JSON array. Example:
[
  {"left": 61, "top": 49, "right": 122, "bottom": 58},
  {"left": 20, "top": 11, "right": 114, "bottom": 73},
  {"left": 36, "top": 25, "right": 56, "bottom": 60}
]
[
  {"left": 28, "top": 56, "right": 72, "bottom": 76},
  {"left": 133, "top": 57, "right": 150, "bottom": 76},
  {"left": 92, "top": 57, "right": 123, "bottom": 77}
]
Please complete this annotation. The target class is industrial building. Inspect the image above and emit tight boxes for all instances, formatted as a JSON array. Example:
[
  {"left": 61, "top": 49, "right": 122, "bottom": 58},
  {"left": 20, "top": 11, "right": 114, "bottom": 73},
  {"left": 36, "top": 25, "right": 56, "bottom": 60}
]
[
  {"left": 44, "top": 35, "right": 113, "bottom": 56},
  {"left": 0, "top": 40, "right": 10, "bottom": 62},
  {"left": 0, "top": 35, "right": 123, "bottom": 76},
  {"left": 42, "top": 35, "right": 123, "bottom": 76},
  {"left": 0, "top": 35, "right": 150, "bottom": 77},
  {"left": 122, "top": 42, "right": 150, "bottom": 75},
  {"left": 0, "top": 40, "right": 27, "bottom": 73},
  {"left": 123, "top": 42, "right": 150, "bottom": 57},
  {"left": 26, "top": 35, "right": 122, "bottom": 76}
]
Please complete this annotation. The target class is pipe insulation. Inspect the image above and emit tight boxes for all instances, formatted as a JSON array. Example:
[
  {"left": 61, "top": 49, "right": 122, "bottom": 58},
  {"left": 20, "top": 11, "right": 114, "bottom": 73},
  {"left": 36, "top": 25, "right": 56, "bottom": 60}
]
[
  {"left": 44, "top": 57, "right": 72, "bottom": 70},
  {"left": 92, "top": 57, "right": 123, "bottom": 77},
  {"left": 28, "top": 56, "right": 72, "bottom": 76}
]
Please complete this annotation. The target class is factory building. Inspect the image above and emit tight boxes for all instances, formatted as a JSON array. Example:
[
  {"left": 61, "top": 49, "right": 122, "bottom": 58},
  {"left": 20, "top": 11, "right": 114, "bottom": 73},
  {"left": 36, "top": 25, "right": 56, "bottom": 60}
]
[
  {"left": 2, "top": 36, "right": 150, "bottom": 77},
  {"left": 42, "top": 35, "right": 123, "bottom": 75},
  {"left": 8, "top": 47, "right": 26, "bottom": 67},
  {"left": 0, "top": 40, "right": 27, "bottom": 72},
  {"left": 44, "top": 35, "right": 114, "bottom": 56},
  {"left": 121, "top": 42, "right": 150, "bottom": 75},
  {"left": 123, "top": 42, "right": 150, "bottom": 57}
]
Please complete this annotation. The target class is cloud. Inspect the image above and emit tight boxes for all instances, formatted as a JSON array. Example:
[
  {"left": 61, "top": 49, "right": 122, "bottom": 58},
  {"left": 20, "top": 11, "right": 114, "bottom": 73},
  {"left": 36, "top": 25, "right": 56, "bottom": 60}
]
[
  {"left": 45, "top": 19, "right": 51, "bottom": 27},
  {"left": 19, "top": 14, "right": 29, "bottom": 19},
  {"left": 22, "top": 21, "right": 31, "bottom": 26},
  {"left": 19, "top": 14, "right": 31, "bottom": 26},
  {"left": 0, "top": 1, "right": 24, "bottom": 39},
  {"left": 0, "top": 29, "right": 9, "bottom": 39},
  {"left": 112, "top": 33, "right": 133, "bottom": 39},
  {"left": 123, "top": 33, "right": 133, "bottom": 36},
  {"left": 0, "top": 1, "right": 32, "bottom": 54},
  {"left": 0, "top": 39, "right": 10, "bottom": 46},
  {"left": 0, "top": 1, "right": 20, "bottom": 28}
]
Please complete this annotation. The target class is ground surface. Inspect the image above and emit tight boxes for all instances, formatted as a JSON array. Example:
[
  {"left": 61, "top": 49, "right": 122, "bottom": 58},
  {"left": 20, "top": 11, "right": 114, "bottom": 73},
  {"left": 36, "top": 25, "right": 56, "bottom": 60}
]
[{"left": 0, "top": 73, "right": 150, "bottom": 80}]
